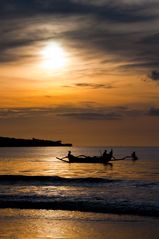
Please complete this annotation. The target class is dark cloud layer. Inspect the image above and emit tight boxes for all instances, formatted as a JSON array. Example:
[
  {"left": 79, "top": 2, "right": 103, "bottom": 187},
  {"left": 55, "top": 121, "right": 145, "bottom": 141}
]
[
  {"left": 148, "top": 107, "right": 159, "bottom": 116},
  {"left": 0, "top": 0, "right": 159, "bottom": 75},
  {"left": 0, "top": 0, "right": 154, "bottom": 22},
  {"left": 59, "top": 112, "right": 121, "bottom": 120},
  {"left": 0, "top": 105, "right": 155, "bottom": 121},
  {"left": 65, "top": 83, "right": 113, "bottom": 89}
]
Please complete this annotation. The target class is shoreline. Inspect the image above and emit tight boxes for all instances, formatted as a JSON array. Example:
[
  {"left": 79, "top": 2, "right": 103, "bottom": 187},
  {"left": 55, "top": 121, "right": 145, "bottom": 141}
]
[{"left": 0, "top": 199, "right": 158, "bottom": 218}]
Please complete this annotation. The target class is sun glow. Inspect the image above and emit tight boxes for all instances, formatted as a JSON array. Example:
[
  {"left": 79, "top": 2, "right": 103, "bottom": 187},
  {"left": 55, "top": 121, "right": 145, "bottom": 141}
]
[{"left": 40, "top": 42, "right": 68, "bottom": 70}]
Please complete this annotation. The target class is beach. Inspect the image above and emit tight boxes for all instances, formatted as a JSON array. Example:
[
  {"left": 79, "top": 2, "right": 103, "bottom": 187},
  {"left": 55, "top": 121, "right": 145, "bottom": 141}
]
[{"left": 0, "top": 209, "right": 159, "bottom": 239}]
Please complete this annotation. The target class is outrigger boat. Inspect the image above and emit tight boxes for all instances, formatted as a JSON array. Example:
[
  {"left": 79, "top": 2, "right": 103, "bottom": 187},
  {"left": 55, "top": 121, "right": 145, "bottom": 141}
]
[{"left": 56, "top": 151, "right": 138, "bottom": 164}]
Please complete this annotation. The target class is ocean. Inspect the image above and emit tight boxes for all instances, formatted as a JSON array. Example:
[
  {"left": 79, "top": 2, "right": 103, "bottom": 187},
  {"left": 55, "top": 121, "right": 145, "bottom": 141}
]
[{"left": 0, "top": 147, "right": 159, "bottom": 238}]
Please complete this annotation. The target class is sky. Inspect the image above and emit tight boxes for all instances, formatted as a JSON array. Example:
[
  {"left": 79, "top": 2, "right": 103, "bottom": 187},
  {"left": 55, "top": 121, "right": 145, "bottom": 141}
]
[{"left": 0, "top": 0, "right": 159, "bottom": 146}]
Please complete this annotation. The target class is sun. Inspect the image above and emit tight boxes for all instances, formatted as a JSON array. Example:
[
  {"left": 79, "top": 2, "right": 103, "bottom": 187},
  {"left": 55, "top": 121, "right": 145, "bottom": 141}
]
[{"left": 40, "top": 42, "right": 68, "bottom": 70}]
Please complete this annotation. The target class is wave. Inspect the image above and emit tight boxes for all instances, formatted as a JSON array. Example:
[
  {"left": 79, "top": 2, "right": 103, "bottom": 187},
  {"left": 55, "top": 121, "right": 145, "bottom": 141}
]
[
  {"left": 0, "top": 175, "right": 158, "bottom": 217},
  {"left": 0, "top": 175, "right": 118, "bottom": 185},
  {"left": 0, "top": 175, "right": 158, "bottom": 189},
  {"left": 0, "top": 194, "right": 158, "bottom": 217}
]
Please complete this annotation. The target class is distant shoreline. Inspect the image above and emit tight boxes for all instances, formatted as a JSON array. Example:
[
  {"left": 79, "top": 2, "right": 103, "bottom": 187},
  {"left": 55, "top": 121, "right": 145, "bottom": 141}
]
[{"left": 0, "top": 137, "right": 72, "bottom": 147}]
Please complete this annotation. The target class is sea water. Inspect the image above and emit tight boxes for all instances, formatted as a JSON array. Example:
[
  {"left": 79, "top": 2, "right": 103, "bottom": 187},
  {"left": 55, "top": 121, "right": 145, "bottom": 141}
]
[{"left": 0, "top": 147, "right": 159, "bottom": 238}]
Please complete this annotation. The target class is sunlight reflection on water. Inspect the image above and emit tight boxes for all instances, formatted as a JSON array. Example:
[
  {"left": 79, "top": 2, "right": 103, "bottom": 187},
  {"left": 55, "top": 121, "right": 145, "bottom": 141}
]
[
  {"left": 0, "top": 209, "right": 159, "bottom": 239},
  {"left": 0, "top": 147, "right": 159, "bottom": 181}
]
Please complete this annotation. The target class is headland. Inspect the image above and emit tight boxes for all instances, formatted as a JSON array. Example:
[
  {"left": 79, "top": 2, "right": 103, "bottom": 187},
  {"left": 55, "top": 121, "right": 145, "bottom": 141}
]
[{"left": 0, "top": 137, "right": 72, "bottom": 147}]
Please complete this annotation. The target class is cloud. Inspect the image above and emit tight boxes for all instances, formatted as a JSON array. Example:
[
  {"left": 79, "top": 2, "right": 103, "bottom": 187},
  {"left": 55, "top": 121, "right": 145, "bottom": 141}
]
[
  {"left": 0, "top": 0, "right": 159, "bottom": 74},
  {"left": 0, "top": 105, "right": 145, "bottom": 121},
  {"left": 0, "top": 0, "right": 155, "bottom": 22},
  {"left": 58, "top": 112, "right": 121, "bottom": 120},
  {"left": 0, "top": 107, "right": 121, "bottom": 121},
  {"left": 3, "top": 103, "right": 159, "bottom": 122},
  {"left": 149, "top": 71, "right": 159, "bottom": 81},
  {"left": 65, "top": 83, "right": 113, "bottom": 89},
  {"left": 148, "top": 107, "right": 159, "bottom": 116}
]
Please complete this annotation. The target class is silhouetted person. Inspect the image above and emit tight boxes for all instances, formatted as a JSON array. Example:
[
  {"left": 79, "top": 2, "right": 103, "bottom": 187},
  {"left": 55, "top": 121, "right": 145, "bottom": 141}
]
[
  {"left": 68, "top": 151, "right": 72, "bottom": 157},
  {"left": 103, "top": 150, "right": 112, "bottom": 163},
  {"left": 109, "top": 149, "right": 113, "bottom": 159},
  {"left": 131, "top": 151, "right": 138, "bottom": 160},
  {"left": 68, "top": 150, "right": 75, "bottom": 160},
  {"left": 103, "top": 150, "right": 108, "bottom": 158}
]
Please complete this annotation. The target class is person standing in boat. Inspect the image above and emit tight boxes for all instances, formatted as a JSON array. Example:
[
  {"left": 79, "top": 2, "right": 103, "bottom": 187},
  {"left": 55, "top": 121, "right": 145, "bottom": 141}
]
[
  {"left": 102, "top": 150, "right": 110, "bottom": 163},
  {"left": 103, "top": 149, "right": 114, "bottom": 162},
  {"left": 109, "top": 149, "right": 115, "bottom": 160}
]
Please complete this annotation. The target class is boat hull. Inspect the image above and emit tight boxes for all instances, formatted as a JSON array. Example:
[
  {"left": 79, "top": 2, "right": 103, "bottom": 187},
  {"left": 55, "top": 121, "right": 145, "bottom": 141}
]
[{"left": 68, "top": 156, "right": 110, "bottom": 164}]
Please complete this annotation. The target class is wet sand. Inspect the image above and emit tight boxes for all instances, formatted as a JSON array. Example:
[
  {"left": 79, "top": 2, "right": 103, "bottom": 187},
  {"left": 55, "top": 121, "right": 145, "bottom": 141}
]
[{"left": 0, "top": 209, "right": 159, "bottom": 239}]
